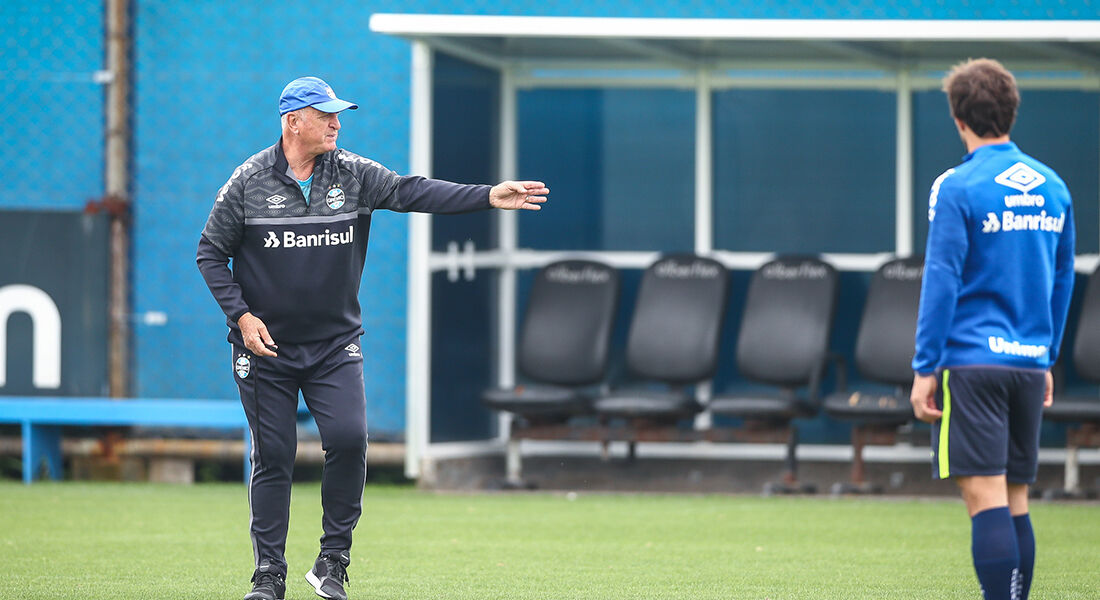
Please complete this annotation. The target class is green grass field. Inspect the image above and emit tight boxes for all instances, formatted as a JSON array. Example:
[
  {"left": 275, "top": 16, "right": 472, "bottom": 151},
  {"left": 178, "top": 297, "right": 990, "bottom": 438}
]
[{"left": 0, "top": 483, "right": 1097, "bottom": 599}]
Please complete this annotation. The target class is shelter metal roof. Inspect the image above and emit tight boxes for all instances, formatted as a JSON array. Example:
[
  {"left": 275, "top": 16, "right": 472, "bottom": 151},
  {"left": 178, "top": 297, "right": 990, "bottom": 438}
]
[{"left": 370, "top": 15, "right": 1100, "bottom": 85}]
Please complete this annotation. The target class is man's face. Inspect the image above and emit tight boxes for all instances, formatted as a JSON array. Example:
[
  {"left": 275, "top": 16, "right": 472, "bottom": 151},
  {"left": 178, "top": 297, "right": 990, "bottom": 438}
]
[{"left": 295, "top": 106, "right": 341, "bottom": 154}]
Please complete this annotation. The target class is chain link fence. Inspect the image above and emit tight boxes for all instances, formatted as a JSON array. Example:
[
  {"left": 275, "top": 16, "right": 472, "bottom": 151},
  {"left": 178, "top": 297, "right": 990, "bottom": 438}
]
[{"left": 1, "top": 1, "right": 112, "bottom": 210}]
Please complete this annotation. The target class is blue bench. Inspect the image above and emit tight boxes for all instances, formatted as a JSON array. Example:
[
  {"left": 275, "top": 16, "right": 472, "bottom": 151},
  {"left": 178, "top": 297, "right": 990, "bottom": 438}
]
[{"left": 0, "top": 397, "right": 250, "bottom": 484}]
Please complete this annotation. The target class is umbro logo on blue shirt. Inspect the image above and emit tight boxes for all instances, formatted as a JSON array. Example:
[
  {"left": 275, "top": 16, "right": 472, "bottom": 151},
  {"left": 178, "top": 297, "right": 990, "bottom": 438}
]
[{"left": 994, "top": 162, "right": 1045, "bottom": 193}]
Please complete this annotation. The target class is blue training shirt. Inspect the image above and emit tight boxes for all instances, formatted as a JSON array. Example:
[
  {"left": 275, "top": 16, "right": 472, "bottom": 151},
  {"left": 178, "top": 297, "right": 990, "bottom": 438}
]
[
  {"left": 913, "top": 142, "right": 1076, "bottom": 374},
  {"left": 296, "top": 173, "right": 313, "bottom": 205}
]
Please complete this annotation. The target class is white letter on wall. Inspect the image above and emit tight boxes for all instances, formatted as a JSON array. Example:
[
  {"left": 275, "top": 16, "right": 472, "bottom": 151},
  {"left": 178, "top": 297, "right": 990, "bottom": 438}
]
[{"left": 0, "top": 284, "right": 62, "bottom": 389}]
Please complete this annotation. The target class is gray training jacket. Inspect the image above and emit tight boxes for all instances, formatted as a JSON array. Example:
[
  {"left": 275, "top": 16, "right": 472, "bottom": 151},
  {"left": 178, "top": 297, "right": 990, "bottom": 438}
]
[{"left": 197, "top": 139, "right": 491, "bottom": 346}]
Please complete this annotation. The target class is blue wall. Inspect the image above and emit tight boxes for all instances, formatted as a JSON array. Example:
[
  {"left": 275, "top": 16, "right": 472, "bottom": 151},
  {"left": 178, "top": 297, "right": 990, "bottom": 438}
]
[
  {"left": 714, "top": 89, "right": 897, "bottom": 253},
  {"left": 429, "top": 54, "right": 499, "bottom": 442},
  {"left": 6, "top": 0, "right": 1100, "bottom": 439},
  {"left": 1, "top": 1, "right": 104, "bottom": 210}
]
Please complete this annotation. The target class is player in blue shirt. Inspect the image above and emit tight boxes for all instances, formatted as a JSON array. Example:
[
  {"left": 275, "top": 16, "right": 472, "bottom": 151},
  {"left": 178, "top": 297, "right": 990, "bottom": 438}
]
[{"left": 911, "top": 59, "right": 1075, "bottom": 600}]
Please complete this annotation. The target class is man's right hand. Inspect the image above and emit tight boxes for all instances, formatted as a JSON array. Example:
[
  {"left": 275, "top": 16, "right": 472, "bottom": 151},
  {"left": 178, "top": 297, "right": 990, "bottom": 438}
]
[
  {"left": 239, "top": 312, "right": 278, "bottom": 357},
  {"left": 910, "top": 373, "right": 942, "bottom": 423}
]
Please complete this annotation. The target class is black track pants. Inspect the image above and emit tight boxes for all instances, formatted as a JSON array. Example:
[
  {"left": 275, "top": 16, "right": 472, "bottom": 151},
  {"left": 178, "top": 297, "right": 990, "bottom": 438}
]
[{"left": 232, "top": 331, "right": 367, "bottom": 575}]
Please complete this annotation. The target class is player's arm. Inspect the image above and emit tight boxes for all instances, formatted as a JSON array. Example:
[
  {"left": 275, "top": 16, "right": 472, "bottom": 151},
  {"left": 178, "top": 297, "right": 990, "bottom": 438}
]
[
  {"left": 195, "top": 239, "right": 277, "bottom": 357},
  {"left": 385, "top": 176, "right": 547, "bottom": 213},
  {"left": 389, "top": 176, "right": 493, "bottom": 213},
  {"left": 354, "top": 155, "right": 545, "bottom": 214},
  {"left": 1047, "top": 200, "right": 1076, "bottom": 367},
  {"left": 911, "top": 173, "right": 968, "bottom": 422},
  {"left": 196, "top": 167, "right": 277, "bottom": 357},
  {"left": 1045, "top": 199, "right": 1076, "bottom": 408},
  {"left": 196, "top": 237, "right": 248, "bottom": 323}
]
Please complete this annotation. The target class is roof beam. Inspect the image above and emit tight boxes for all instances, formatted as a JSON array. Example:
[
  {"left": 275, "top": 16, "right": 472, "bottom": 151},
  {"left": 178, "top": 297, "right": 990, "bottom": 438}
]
[
  {"left": 1009, "top": 41, "right": 1100, "bottom": 69},
  {"left": 596, "top": 38, "right": 698, "bottom": 68},
  {"left": 420, "top": 36, "right": 507, "bottom": 70},
  {"left": 799, "top": 40, "right": 901, "bottom": 69}
]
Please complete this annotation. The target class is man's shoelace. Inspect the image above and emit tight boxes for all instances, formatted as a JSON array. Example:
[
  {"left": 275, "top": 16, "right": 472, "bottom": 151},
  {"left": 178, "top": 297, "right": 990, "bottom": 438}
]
[
  {"left": 321, "top": 555, "right": 350, "bottom": 584},
  {"left": 252, "top": 571, "right": 283, "bottom": 588}
]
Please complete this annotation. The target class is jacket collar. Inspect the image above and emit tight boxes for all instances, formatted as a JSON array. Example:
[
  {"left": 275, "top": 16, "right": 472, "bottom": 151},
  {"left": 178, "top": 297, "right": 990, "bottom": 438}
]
[
  {"left": 962, "top": 141, "right": 1017, "bottom": 163},
  {"left": 273, "top": 137, "right": 334, "bottom": 185}
]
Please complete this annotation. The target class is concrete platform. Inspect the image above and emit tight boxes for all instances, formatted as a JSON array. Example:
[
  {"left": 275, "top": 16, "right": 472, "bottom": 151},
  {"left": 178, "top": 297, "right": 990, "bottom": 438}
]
[{"left": 419, "top": 441, "right": 1100, "bottom": 498}]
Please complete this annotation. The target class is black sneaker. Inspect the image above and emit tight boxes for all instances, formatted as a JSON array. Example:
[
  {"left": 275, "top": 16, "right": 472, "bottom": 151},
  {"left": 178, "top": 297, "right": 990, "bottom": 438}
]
[
  {"left": 244, "top": 562, "right": 286, "bottom": 600},
  {"left": 305, "top": 551, "right": 350, "bottom": 600}
]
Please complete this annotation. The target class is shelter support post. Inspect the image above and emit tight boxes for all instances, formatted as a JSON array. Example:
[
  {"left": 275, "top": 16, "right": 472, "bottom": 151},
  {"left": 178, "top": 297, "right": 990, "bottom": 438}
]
[{"left": 406, "top": 41, "right": 434, "bottom": 479}]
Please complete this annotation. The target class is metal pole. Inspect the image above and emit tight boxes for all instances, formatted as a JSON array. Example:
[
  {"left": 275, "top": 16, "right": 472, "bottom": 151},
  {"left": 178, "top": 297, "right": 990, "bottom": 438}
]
[
  {"left": 694, "top": 69, "right": 714, "bottom": 432},
  {"left": 105, "top": 0, "right": 132, "bottom": 398},
  {"left": 497, "top": 69, "right": 518, "bottom": 446},
  {"left": 895, "top": 70, "right": 914, "bottom": 257},
  {"left": 694, "top": 70, "right": 713, "bottom": 256},
  {"left": 405, "top": 41, "right": 434, "bottom": 480}
]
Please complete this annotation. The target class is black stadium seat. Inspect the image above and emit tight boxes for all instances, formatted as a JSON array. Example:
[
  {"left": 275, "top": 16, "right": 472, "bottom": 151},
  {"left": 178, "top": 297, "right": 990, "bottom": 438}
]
[
  {"left": 593, "top": 254, "right": 729, "bottom": 455},
  {"left": 709, "top": 256, "right": 839, "bottom": 494},
  {"left": 482, "top": 259, "right": 620, "bottom": 486},
  {"left": 823, "top": 256, "right": 923, "bottom": 494},
  {"left": 1043, "top": 264, "right": 1100, "bottom": 499}
]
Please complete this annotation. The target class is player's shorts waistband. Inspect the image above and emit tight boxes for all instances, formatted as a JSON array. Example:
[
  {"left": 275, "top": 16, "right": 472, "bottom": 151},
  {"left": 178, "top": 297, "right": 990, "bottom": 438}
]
[{"left": 936, "top": 364, "right": 1048, "bottom": 374}]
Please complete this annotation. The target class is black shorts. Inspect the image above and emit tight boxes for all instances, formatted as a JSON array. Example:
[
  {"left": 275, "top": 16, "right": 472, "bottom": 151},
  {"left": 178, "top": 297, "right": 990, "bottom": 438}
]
[{"left": 931, "top": 367, "right": 1046, "bottom": 483}]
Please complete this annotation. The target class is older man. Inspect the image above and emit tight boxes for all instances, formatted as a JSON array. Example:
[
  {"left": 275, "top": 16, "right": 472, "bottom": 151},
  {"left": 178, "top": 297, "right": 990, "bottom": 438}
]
[{"left": 197, "top": 76, "right": 547, "bottom": 600}]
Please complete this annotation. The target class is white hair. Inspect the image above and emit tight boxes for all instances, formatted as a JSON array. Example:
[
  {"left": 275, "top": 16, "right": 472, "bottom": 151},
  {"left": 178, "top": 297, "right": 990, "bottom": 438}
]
[
  {"left": 281, "top": 106, "right": 320, "bottom": 134},
  {"left": 280, "top": 110, "right": 297, "bottom": 132}
]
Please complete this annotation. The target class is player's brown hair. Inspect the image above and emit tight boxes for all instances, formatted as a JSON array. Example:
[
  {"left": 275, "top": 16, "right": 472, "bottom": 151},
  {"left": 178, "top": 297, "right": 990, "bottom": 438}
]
[{"left": 942, "top": 58, "right": 1019, "bottom": 138}]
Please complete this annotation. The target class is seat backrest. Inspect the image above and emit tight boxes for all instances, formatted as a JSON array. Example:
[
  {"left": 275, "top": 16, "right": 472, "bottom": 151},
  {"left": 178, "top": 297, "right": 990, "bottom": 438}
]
[
  {"left": 736, "top": 256, "right": 838, "bottom": 386},
  {"left": 1073, "top": 265, "right": 1100, "bottom": 382},
  {"left": 517, "top": 260, "right": 620, "bottom": 386},
  {"left": 625, "top": 254, "right": 730, "bottom": 384},
  {"left": 854, "top": 256, "right": 924, "bottom": 386}
]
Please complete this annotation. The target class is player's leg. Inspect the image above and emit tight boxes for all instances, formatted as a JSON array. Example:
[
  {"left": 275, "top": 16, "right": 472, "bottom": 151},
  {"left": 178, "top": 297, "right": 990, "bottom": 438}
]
[
  {"left": 958, "top": 474, "right": 1009, "bottom": 516},
  {"left": 1008, "top": 483, "right": 1033, "bottom": 600},
  {"left": 957, "top": 475, "right": 1018, "bottom": 600},
  {"left": 935, "top": 369, "right": 1019, "bottom": 600},
  {"left": 1005, "top": 370, "right": 1046, "bottom": 600},
  {"left": 300, "top": 335, "right": 366, "bottom": 600},
  {"left": 233, "top": 343, "right": 300, "bottom": 599}
]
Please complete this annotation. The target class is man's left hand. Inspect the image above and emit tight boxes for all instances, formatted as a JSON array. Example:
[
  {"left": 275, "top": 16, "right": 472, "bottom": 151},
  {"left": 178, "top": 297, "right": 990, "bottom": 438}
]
[{"left": 489, "top": 181, "right": 549, "bottom": 211}]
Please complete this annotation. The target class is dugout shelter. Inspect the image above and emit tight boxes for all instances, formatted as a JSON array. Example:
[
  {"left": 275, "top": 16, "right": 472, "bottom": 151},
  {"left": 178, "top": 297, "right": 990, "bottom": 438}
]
[{"left": 369, "top": 15, "right": 1100, "bottom": 480}]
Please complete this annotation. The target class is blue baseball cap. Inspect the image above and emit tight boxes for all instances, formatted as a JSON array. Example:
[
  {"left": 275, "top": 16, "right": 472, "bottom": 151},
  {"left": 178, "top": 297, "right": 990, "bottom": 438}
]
[{"left": 278, "top": 76, "right": 358, "bottom": 115}]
